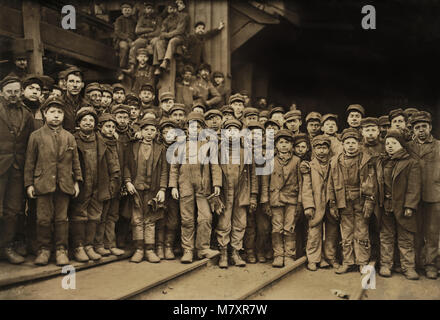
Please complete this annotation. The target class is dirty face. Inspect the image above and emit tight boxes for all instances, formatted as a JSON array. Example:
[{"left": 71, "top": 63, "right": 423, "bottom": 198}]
[
  {"left": 391, "top": 115, "right": 406, "bottom": 130},
  {"left": 276, "top": 137, "right": 293, "bottom": 153},
  {"left": 343, "top": 137, "right": 360, "bottom": 156},
  {"left": 1, "top": 82, "right": 22, "bottom": 104},
  {"left": 141, "top": 124, "right": 157, "bottom": 142},
  {"left": 23, "top": 83, "right": 41, "bottom": 102},
  {"left": 100, "top": 120, "right": 116, "bottom": 138},
  {"left": 44, "top": 106, "right": 64, "bottom": 127},
  {"left": 79, "top": 114, "right": 96, "bottom": 134},
  {"left": 347, "top": 111, "right": 362, "bottom": 128},
  {"left": 307, "top": 120, "right": 321, "bottom": 137},
  {"left": 322, "top": 119, "right": 337, "bottom": 135},
  {"left": 294, "top": 141, "right": 308, "bottom": 158},
  {"left": 413, "top": 121, "right": 431, "bottom": 142},
  {"left": 385, "top": 137, "right": 403, "bottom": 156},
  {"left": 361, "top": 125, "right": 379, "bottom": 142}
]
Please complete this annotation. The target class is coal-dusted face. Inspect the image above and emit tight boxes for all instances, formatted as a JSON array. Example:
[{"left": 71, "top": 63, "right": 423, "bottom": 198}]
[
  {"left": 413, "top": 121, "right": 431, "bottom": 141},
  {"left": 343, "top": 137, "right": 360, "bottom": 155},
  {"left": 385, "top": 137, "right": 403, "bottom": 156}
]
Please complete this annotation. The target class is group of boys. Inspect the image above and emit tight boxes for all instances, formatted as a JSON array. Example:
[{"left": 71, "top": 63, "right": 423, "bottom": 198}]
[{"left": 0, "top": 65, "right": 439, "bottom": 282}]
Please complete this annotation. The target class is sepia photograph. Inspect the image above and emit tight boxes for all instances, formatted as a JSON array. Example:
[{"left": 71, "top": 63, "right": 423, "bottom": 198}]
[{"left": 0, "top": 0, "right": 439, "bottom": 308}]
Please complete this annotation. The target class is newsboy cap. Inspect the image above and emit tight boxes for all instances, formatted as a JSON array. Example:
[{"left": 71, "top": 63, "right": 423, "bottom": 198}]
[
  {"left": 312, "top": 135, "right": 331, "bottom": 147},
  {"left": 139, "top": 118, "right": 158, "bottom": 129},
  {"left": 159, "top": 91, "right": 174, "bottom": 102},
  {"left": 169, "top": 103, "right": 186, "bottom": 115},
  {"left": 378, "top": 115, "right": 390, "bottom": 126},
  {"left": 404, "top": 108, "right": 419, "bottom": 118},
  {"left": 100, "top": 84, "right": 113, "bottom": 94},
  {"left": 389, "top": 108, "right": 406, "bottom": 121},
  {"left": 243, "top": 107, "right": 259, "bottom": 118},
  {"left": 0, "top": 75, "right": 21, "bottom": 89},
  {"left": 259, "top": 110, "right": 269, "bottom": 119},
  {"left": 159, "top": 117, "right": 178, "bottom": 131},
  {"left": 284, "top": 109, "right": 302, "bottom": 121},
  {"left": 42, "top": 96, "right": 65, "bottom": 111},
  {"left": 409, "top": 111, "right": 432, "bottom": 125},
  {"left": 385, "top": 129, "right": 407, "bottom": 148},
  {"left": 275, "top": 129, "right": 294, "bottom": 142},
  {"left": 223, "top": 118, "right": 242, "bottom": 130},
  {"left": 85, "top": 82, "right": 102, "bottom": 94},
  {"left": 111, "top": 104, "right": 130, "bottom": 115},
  {"left": 112, "top": 83, "right": 126, "bottom": 93},
  {"left": 264, "top": 119, "right": 281, "bottom": 129},
  {"left": 321, "top": 113, "right": 338, "bottom": 125},
  {"left": 269, "top": 107, "right": 285, "bottom": 118},
  {"left": 247, "top": 120, "right": 264, "bottom": 130},
  {"left": 187, "top": 111, "right": 206, "bottom": 127},
  {"left": 346, "top": 104, "right": 365, "bottom": 116},
  {"left": 229, "top": 93, "right": 245, "bottom": 104},
  {"left": 360, "top": 117, "right": 379, "bottom": 127},
  {"left": 340, "top": 128, "right": 361, "bottom": 141},
  {"left": 98, "top": 113, "right": 117, "bottom": 125},
  {"left": 76, "top": 106, "right": 98, "bottom": 124},
  {"left": 205, "top": 109, "right": 223, "bottom": 120},
  {"left": 293, "top": 133, "right": 309, "bottom": 146},
  {"left": 305, "top": 112, "right": 322, "bottom": 123}
]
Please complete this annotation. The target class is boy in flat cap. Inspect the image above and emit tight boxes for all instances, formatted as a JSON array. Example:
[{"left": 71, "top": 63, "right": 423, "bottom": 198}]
[
  {"left": 346, "top": 104, "right": 364, "bottom": 131},
  {"left": 169, "top": 112, "right": 222, "bottom": 263},
  {"left": 112, "top": 84, "right": 126, "bottom": 106},
  {"left": 176, "top": 64, "right": 197, "bottom": 112},
  {"left": 321, "top": 114, "right": 343, "bottom": 158},
  {"left": 389, "top": 108, "right": 413, "bottom": 142},
  {"left": 100, "top": 84, "right": 114, "bottom": 114},
  {"left": 0, "top": 75, "right": 34, "bottom": 264},
  {"left": 156, "top": 118, "right": 180, "bottom": 259},
  {"left": 159, "top": 91, "right": 175, "bottom": 117},
  {"left": 127, "top": 3, "right": 162, "bottom": 69},
  {"left": 259, "top": 110, "right": 269, "bottom": 125},
  {"left": 407, "top": 111, "right": 440, "bottom": 279},
  {"left": 95, "top": 114, "right": 125, "bottom": 257},
  {"left": 264, "top": 119, "right": 281, "bottom": 136},
  {"left": 293, "top": 133, "right": 311, "bottom": 161},
  {"left": 242, "top": 107, "right": 259, "bottom": 127},
  {"left": 124, "top": 48, "right": 155, "bottom": 96},
  {"left": 221, "top": 106, "right": 235, "bottom": 121},
  {"left": 138, "top": 84, "right": 156, "bottom": 117},
  {"left": 260, "top": 129, "right": 302, "bottom": 268},
  {"left": 22, "top": 75, "right": 44, "bottom": 130},
  {"left": 216, "top": 119, "right": 258, "bottom": 268},
  {"left": 378, "top": 115, "right": 391, "bottom": 142},
  {"left": 305, "top": 112, "right": 322, "bottom": 140},
  {"left": 229, "top": 94, "right": 245, "bottom": 120},
  {"left": 284, "top": 110, "right": 302, "bottom": 135},
  {"left": 124, "top": 118, "right": 168, "bottom": 263},
  {"left": 69, "top": 108, "right": 120, "bottom": 262},
  {"left": 191, "top": 100, "right": 206, "bottom": 114},
  {"left": 84, "top": 83, "right": 103, "bottom": 112},
  {"left": 205, "top": 109, "right": 223, "bottom": 135},
  {"left": 269, "top": 107, "right": 285, "bottom": 128},
  {"left": 327, "top": 128, "right": 377, "bottom": 274},
  {"left": 113, "top": 2, "right": 136, "bottom": 68},
  {"left": 376, "top": 129, "right": 421, "bottom": 280},
  {"left": 24, "top": 97, "right": 82, "bottom": 266},
  {"left": 169, "top": 103, "right": 187, "bottom": 128},
  {"left": 301, "top": 135, "right": 336, "bottom": 270},
  {"left": 192, "top": 64, "right": 221, "bottom": 111},
  {"left": 151, "top": 1, "right": 190, "bottom": 75},
  {"left": 212, "top": 71, "right": 230, "bottom": 109},
  {"left": 125, "top": 93, "right": 141, "bottom": 126},
  {"left": 62, "top": 67, "right": 85, "bottom": 133},
  {"left": 186, "top": 21, "right": 225, "bottom": 70}
]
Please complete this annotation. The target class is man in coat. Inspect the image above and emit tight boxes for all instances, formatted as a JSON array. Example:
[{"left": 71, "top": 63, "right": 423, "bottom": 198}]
[
  {"left": 0, "top": 75, "right": 34, "bottom": 264},
  {"left": 407, "top": 111, "right": 440, "bottom": 279},
  {"left": 61, "top": 66, "right": 85, "bottom": 133}
]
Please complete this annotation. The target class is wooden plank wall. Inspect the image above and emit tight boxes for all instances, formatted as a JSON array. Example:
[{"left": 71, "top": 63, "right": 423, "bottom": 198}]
[{"left": 188, "top": 0, "right": 230, "bottom": 90}]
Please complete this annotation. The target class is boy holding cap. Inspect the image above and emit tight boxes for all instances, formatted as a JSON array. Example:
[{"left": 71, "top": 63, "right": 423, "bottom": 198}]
[
  {"left": 124, "top": 118, "right": 168, "bottom": 263},
  {"left": 376, "top": 129, "right": 421, "bottom": 280},
  {"left": 327, "top": 128, "right": 377, "bottom": 274},
  {"left": 407, "top": 111, "right": 440, "bottom": 279},
  {"left": 24, "top": 97, "right": 82, "bottom": 266}
]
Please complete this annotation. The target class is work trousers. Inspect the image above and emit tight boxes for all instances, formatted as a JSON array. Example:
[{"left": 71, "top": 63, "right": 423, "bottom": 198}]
[
  {"left": 156, "top": 196, "right": 180, "bottom": 248},
  {"left": 323, "top": 213, "right": 340, "bottom": 264},
  {"left": 131, "top": 190, "right": 157, "bottom": 245},
  {"left": 118, "top": 40, "right": 130, "bottom": 68},
  {"left": 96, "top": 197, "right": 120, "bottom": 249},
  {"left": 380, "top": 212, "right": 416, "bottom": 270},
  {"left": 422, "top": 201, "right": 440, "bottom": 267},
  {"left": 339, "top": 199, "right": 370, "bottom": 266},
  {"left": 151, "top": 36, "right": 184, "bottom": 66},
  {"left": 244, "top": 205, "right": 271, "bottom": 254}
]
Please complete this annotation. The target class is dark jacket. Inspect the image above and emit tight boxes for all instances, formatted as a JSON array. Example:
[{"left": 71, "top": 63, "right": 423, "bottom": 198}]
[
  {"left": 113, "top": 15, "right": 136, "bottom": 43},
  {"left": 376, "top": 151, "right": 421, "bottom": 232},
  {"left": 73, "top": 132, "right": 120, "bottom": 202},
  {"left": 24, "top": 124, "right": 83, "bottom": 196},
  {"left": 0, "top": 97, "right": 34, "bottom": 175},
  {"left": 161, "top": 11, "right": 190, "bottom": 40},
  {"left": 192, "top": 77, "right": 221, "bottom": 110},
  {"left": 62, "top": 92, "right": 83, "bottom": 133},
  {"left": 135, "top": 13, "right": 162, "bottom": 39},
  {"left": 185, "top": 28, "right": 222, "bottom": 68}
]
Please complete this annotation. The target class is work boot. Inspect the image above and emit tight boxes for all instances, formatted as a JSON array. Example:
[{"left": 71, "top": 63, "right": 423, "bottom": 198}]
[
  {"left": 14, "top": 240, "right": 27, "bottom": 257},
  {"left": 164, "top": 246, "right": 175, "bottom": 260},
  {"left": 335, "top": 264, "right": 350, "bottom": 274},
  {"left": 246, "top": 249, "right": 257, "bottom": 264},
  {"left": 425, "top": 266, "right": 438, "bottom": 280},
  {"left": 392, "top": 264, "right": 403, "bottom": 274},
  {"left": 130, "top": 249, "right": 144, "bottom": 263},
  {"left": 73, "top": 246, "right": 89, "bottom": 262},
  {"left": 329, "top": 260, "right": 341, "bottom": 269},
  {"left": 156, "top": 245, "right": 165, "bottom": 260},
  {"left": 3, "top": 246, "right": 25, "bottom": 264},
  {"left": 197, "top": 248, "right": 219, "bottom": 259},
  {"left": 272, "top": 256, "right": 284, "bottom": 268},
  {"left": 181, "top": 249, "right": 193, "bottom": 264},
  {"left": 160, "top": 59, "right": 169, "bottom": 70},
  {"left": 379, "top": 266, "right": 392, "bottom": 278},
  {"left": 109, "top": 247, "right": 125, "bottom": 256},
  {"left": 307, "top": 262, "right": 318, "bottom": 271},
  {"left": 404, "top": 268, "right": 419, "bottom": 280},
  {"left": 284, "top": 233, "right": 296, "bottom": 262},
  {"left": 272, "top": 232, "right": 284, "bottom": 268},
  {"left": 257, "top": 252, "right": 266, "bottom": 263},
  {"left": 231, "top": 249, "right": 246, "bottom": 267},
  {"left": 34, "top": 248, "right": 51, "bottom": 266},
  {"left": 319, "top": 259, "right": 330, "bottom": 268},
  {"left": 265, "top": 249, "right": 273, "bottom": 260},
  {"left": 95, "top": 246, "right": 111, "bottom": 256},
  {"left": 145, "top": 249, "right": 160, "bottom": 263},
  {"left": 56, "top": 247, "right": 70, "bottom": 266},
  {"left": 218, "top": 247, "right": 228, "bottom": 269},
  {"left": 85, "top": 245, "right": 102, "bottom": 261}
]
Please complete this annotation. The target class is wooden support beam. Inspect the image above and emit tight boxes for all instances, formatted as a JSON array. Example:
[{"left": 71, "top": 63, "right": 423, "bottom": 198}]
[
  {"left": 22, "top": 1, "right": 44, "bottom": 75},
  {"left": 231, "top": 22, "right": 264, "bottom": 52}
]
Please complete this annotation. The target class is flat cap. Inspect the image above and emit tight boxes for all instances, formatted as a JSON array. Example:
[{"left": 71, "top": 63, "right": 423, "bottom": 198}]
[
  {"left": 142, "top": 108, "right": 159, "bottom": 118},
  {"left": 64, "top": 66, "right": 83, "bottom": 78},
  {"left": 410, "top": 111, "right": 432, "bottom": 125},
  {"left": 360, "top": 117, "right": 379, "bottom": 127},
  {"left": 247, "top": 120, "right": 264, "bottom": 130},
  {"left": 22, "top": 74, "right": 43, "bottom": 89},
  {"left": 125, "top": 92, "right": 140, "bottom": 105},
  {"left": 385, "top": 129, "right": 407, "bottom": 147},
  {"left": 229, "top": 93, "right": 245, "bottom": 104},
  {"left": 264, "top": 119, "right": 281, "bottom": 129},
  {"left": 100, "top": 84, "right": 113, "bottom": 94},
  {"left": 1, "top": 75, "right": 21, "bottom": 89},
  {"left": 12, "top": 51, "right": 27, "bottom": 60},
  {"left": 305, "top": 112, "right": 322, "bottom": 123},
  {"left": 40, "top": 75, "right": 55, "bottom": 89},
  {"left": 183, "top": 64, "right": 194, "bottom": 74},
  {"left": 269, "top": 107, "right": 285, "bottom": 119},
  {"left": 312, "top": 135, "right": 331, "bottom": 147},
  {"left": 159, "top": 117, "right": 178, "bottom": 130},
  {"left": 220, "top": 105, "right": 234, "bottom": 115},
  {"left": 223, "top": 118, "right": 242, "bottom": 130},
  {"left": 240, "top": 90, "right": 249, "bottom": 97},
  {"left": 169, "top": 103, "right": 186, "bottom": 115},
  {"left": 159, "top": 91, "right": 174, "bottom": 102},
  {"left": 284, "top": 109, "right": 302, "bottom": 121},
  {"left": 85, "top": 82, "right": 102, "bottom": 94},
  {"left": 404, "top": 108, "right": 419, "bottom": 118},
  {"left": 139, "top": 118, "right": 158, "bottom": 129},
  {"left": 389, "top": 108, "right": 405, "bottom": 121},
  {"left": 76, "top": 106, "right": 98, "bottom": 124},
  {"left": 112, "top": 83, "right": 126, "bottom": 92},
  {"left": 340, "top": 128, "right": 361, "bottom": 141},
  {"left": 275, "top": 129, "right": 294, "bottom": 142},
  {"left": 243, "top": 107, "right": 259, "bottom": 118},
  {"left": 140, "top": 83, "right": 154, "bottom": 93},
  {"left": 136, "top": 48, "right": 148, "bottom": 56},
  {"left": 187, "top": 111, "right": 206, "bottom": 127},
  {"left": 205, "top": 109, "right": 223, "bottom": 120},
  {"left": 321, "top": 113, "right": 338, "bottom": 124},
  {"left": 378, "top": 115, "right": 390, "bottom": 126},
  {"left": 293, "top": 133, "right": 309, "bottom": 145},
  {"left": 259, "top": 110, "right": 269, "bottom": 119},
  {"left": 42, "top": 96, "right": 65, "bottom": 110},
  {"left": 346, "top": 104, "right": 365, "bottom": 116},
  {"left": 192, "top": 100, "right": 206, "bottom": 112},
  {"left": 98, "top": 113, "right": 117, "bottom": 125},
  {"left": 111, "top": 104, "right": 130, "bottom": 115}
]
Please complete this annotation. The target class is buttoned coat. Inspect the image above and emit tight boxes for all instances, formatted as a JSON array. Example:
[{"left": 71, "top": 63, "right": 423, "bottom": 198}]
[
  {"left": 376, "top": 152, "right": 421, "bottom": 232},
  {"left": 407, "top": 137, "right": 440, "bottom": 203},
  {"left": 0, "top": 97, "right": 34, "bottom": 175},
  {"left": 260, "top": 154, "right": 302, "bottom": 207},
  {"left": 24, "top": 124, "right": 83, "bottom": 196},
  {"left": 301, "top": 158, "right": 331, "bottom": 227}
]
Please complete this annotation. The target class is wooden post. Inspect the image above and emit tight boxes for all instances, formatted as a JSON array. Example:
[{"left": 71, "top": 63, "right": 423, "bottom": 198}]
[{"left": 22, "top": 1, "right": 43, "bottom": 75}]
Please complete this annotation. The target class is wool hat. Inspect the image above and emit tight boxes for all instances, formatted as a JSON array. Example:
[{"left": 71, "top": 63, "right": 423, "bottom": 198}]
[
  {"left": 76, "top": 106, "right": 98, "bottom": 124},
  {"left": 275, "top": 129, "right": 294, "bottom": 143},
  {"left": 409, "top": 111, "right": 432, "bottom": 125},
  {"left": 305, "top": 112, "right": 322, "bottom": 123},
  {"left": 346, "top": 104, "right": 365, "bottom": 116},
  {"left": 340, "top": 128, "right": 361, "bottom": 141},
  {"left": 385, "top": 129, "right": 407, "bottom": 148}
]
